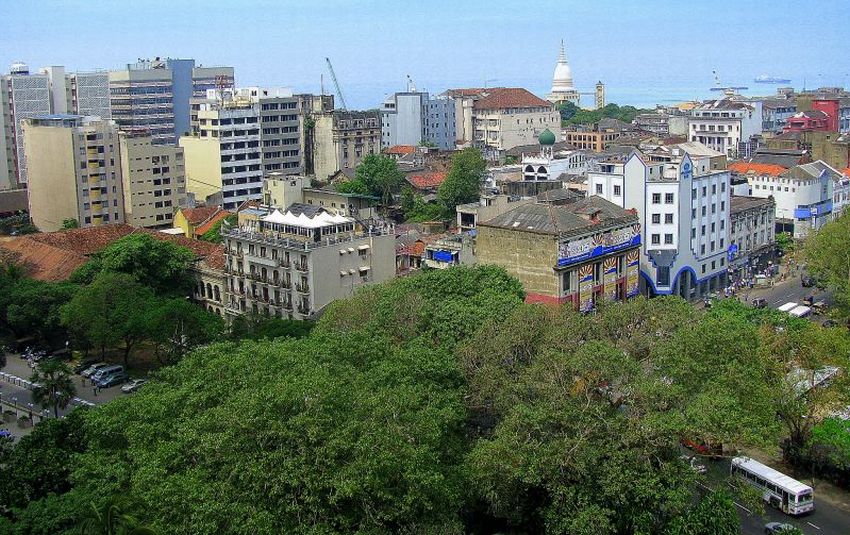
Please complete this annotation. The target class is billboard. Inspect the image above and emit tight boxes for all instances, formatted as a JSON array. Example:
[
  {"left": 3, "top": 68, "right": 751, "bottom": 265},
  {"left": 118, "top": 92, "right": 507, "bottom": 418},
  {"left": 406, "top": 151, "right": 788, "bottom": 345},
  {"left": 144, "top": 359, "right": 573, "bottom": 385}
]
[
  {"left": 558, "top": 223, "right": 641, "bottom": 267},
  {"left": 578, "top": 264, "right": 594, "bottom": 312},
  {"left": 626, "top": 250, "right": 640, "bottom": 297},
  {"left": 603, "top": 257, "right": 619, "bottom": 300}
]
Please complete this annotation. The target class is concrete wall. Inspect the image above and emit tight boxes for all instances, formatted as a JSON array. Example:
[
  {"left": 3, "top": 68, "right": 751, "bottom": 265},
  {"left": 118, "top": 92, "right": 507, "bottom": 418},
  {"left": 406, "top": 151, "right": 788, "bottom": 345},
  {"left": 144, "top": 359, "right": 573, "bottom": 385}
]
[
  {"left": 179, "top": 135, "right": 222, "bottom": 202},
  {"left": 23, "top": 125, "right": 78, "bottom": 232},
  {"left": 120, "top": 133, "right": 186, "bottom": 227},
  {"left": 476, "top": 225, "right": 559, "bottom": 296}
]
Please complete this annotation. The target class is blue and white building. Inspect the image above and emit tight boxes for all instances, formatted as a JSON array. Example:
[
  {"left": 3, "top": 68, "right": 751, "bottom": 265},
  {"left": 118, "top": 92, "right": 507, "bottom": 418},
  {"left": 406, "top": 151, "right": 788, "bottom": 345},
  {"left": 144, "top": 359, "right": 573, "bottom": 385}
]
[
  {"left": 590, "top": 147, "right": 732, "bottom": 299},
  {"left": 381, "top": 87, "right": 457, "bottom": 150}
]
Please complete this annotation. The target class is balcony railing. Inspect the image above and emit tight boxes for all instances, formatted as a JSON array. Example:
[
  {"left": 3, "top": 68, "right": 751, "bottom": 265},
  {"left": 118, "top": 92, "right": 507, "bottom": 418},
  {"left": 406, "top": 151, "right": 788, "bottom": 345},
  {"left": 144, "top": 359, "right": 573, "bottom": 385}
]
[
  {"left": 280, "top": 259, "right": 291, "bottom": 268},
  {"left": 282, "top": 301, "right": 293, "bottom": 311},
  {"left": 295, "top": 283, "right": 310, "bottom": 294},
  {"left": 279, "top": 280, "right": 292, "bottom": 289},
  {"left": 222, "top": 223, "right": 393, "bottom": 252},
  {"left": 297, "top": 304, "right": 310, "bottom": 315},
  {"left": 294, "top": 262, "right": 308, "bottom": 272}
]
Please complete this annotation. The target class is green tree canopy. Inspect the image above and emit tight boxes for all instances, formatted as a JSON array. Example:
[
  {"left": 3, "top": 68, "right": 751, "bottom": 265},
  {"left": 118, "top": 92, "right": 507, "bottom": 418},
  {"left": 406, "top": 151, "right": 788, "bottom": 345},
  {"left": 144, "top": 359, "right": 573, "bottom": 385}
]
[
  {"left": 199, "top": 214, "right": 236, "bottom": 244},
  {"left": 145, "top": 297, "right": 225, "bottom": 365},
  {"left": 804, "top": 210, "right": 850, "bottom": 312},
  {"left": 437, "top": 148, "right": 486, "bottom": 211},
  {"left": 5, "top": 279, "right": 78, "bottom": 348},
  {"left": 353, "top": 154, "right": 405, "bottom": 206},
  {"left": 70, "top": 233, "right": 195, "bottom": 296},
  {"left": 30, "top": 359, "right": 77, "bottom": 418},
  {"left": 61, "top": 272, "right": 156, "bottom": 365}
]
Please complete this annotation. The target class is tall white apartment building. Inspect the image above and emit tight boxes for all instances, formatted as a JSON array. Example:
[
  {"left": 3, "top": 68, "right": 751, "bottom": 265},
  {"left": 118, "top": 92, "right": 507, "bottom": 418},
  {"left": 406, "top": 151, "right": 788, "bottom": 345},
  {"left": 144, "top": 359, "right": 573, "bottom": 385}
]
[
  {"left": 589, "top": 149, "right": 732, "bottom": 299},
  {"left": 0, "top": 63, "right": 51, "bottom": 188},
  {"left": 41, "top": 66, "right": 111, "bottom": 119},
  {"left": 181, "top": 87, "right": 301, "bottom": 210}
]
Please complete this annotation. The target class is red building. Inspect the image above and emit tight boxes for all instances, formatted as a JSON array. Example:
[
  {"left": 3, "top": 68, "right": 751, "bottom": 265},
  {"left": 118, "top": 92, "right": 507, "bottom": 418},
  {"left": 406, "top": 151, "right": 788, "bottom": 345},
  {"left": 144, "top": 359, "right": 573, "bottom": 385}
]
[{"left": 784, "top": 99, "right": 839, "bottom": 133}]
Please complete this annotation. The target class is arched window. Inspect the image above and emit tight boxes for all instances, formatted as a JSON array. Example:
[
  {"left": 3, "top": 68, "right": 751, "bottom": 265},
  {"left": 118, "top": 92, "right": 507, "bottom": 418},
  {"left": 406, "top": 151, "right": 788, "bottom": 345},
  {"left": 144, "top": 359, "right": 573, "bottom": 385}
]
[
  {"left": 199, "top": 283, "right": 205, "bottom": 297},
  {"left": 525, "top": 165, "right": 535, "bottom": 173},
  {"left": 206, "top": 283, "right": 213, "bottom": 298},
  {"left": 537, "top": 166, "right": 547, "bottom": 175},
  {"left": 214, "top": 286, "right": 221, "bottom": 302}
]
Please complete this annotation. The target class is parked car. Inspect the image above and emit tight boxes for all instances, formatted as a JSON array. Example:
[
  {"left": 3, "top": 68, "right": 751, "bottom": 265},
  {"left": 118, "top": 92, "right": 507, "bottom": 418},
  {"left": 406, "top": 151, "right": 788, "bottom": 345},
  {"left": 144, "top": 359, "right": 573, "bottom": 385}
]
[
  {"left": 801, "top": 275, "right": 815, "bottom": 288},
  {"left": 81, "top": 363, "right": 108, "bottom": 378},
  {"left": 74, "top": 359, "right": 101, "bottom": 374},
  {"left": 91, "top": 365, "right": 124, "bottom": 384},
  {"left": 764, "top": 522, "right": 797, "bottom": 534},
  {"left": 680, "top": 454, "right": 708, "bottom": 475},
  {"left": 752, "top": 298, "right": 768, "bottom": 309},
  {"left": 121, "top": 378, "right": 147, "bottom": 394},
  {"left": 96, "top": 372, "right": 128, "bottom": 388}
]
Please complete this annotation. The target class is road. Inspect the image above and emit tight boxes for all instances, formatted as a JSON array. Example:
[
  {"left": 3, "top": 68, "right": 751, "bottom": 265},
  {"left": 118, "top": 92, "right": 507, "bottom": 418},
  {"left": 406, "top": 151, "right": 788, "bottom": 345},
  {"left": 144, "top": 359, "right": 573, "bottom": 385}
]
[{"left": 693, "top": 455, "right": 850, "bottom": 535}]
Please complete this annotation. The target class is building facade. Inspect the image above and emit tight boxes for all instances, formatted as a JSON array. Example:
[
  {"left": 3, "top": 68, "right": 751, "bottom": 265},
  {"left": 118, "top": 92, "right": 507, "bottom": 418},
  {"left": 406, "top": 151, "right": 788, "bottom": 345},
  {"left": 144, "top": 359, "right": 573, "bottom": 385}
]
[
  {"left": 689, "top": 99, "right": 763, "bottom": 158},
  {"left": 23, "top": 115, "right": 125, "bottom": 232},
  {"left": 0, "top": 63, "right": 51, "bottom": 188},
  {"left": 312, "top": 110, "right": 381, "bottom": 180},
  {"left": 109, "top": 58, "right": 234, "bottom": 145},
  {"left": 222, "top": 203, "right": 395, "bottom": 319},
  {"left": 381, "top": 90, "right": 428, "bottom": 148},
  {"left": 119, "top": 129, "right": 186, "bottom": 228},
  {"left": 476, "top": 197, "right": 641, "bottom": 310},
  {"left": 181, "top": 87, "right": 301, "bottom": 210},
  {"left": 590, "top": 151, "right": 732, "bottom": 299},
  {"left": 728, "top": 195, "right": 775, "bottom": 269}
]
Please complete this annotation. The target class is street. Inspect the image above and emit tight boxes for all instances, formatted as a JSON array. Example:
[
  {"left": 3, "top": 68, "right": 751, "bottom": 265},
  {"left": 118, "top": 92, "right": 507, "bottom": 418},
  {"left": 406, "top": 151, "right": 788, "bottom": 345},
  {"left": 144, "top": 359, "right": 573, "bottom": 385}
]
[{"left": 694, "top": 455, "right": 850, "bottom": 535}]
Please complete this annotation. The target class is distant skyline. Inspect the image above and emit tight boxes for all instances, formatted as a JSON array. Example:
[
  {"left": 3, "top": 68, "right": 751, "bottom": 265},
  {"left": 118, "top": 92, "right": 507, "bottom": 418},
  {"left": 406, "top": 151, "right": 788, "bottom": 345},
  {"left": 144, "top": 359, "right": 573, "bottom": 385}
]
[{"left": 2, "top": 0, "right": 848, "bottom": 109}]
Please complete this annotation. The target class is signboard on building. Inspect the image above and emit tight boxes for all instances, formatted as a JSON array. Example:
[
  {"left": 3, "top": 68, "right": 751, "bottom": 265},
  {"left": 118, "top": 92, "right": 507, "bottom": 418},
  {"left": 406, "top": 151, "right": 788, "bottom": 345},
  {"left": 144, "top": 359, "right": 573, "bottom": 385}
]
[
  {"left": 727, "top": 243, "right": 738, "bottom": 262},
  {"left": 578, "top": 264, "right": 594, "bottom": 312},
  {"left": 626, "top": 250, "right": 640, "bottom": 297},
  {"left": 603, "top": 257, "right": 618, "bottom": 300},
  {"left": 558, "top": 224, "right": 641, "bottom": 267}
]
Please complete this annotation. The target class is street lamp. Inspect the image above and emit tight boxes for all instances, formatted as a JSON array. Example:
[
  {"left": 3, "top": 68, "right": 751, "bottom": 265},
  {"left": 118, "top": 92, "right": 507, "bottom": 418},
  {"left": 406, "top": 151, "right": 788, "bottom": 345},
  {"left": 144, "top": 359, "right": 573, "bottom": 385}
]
[{"left": 11, "top": 396, "right": 17, "bottom": 418}]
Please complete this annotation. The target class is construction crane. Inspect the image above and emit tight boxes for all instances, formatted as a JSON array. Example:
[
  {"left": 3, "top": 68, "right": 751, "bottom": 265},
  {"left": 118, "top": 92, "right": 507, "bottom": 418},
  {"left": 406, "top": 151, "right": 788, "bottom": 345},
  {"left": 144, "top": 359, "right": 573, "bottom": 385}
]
[{"left": 325, "top": 57, "right": 348, "bottom": 111}]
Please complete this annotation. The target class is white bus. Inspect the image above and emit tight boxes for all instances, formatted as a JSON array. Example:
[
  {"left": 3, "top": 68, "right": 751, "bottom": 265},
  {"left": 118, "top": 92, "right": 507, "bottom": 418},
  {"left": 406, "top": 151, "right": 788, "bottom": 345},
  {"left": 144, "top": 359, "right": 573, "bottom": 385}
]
[
  {"left": 789, "top": 305, "right": 812, "bottom": 318},
  {"left": 730, "top": 457, "right": 814, "bottom": 515}
]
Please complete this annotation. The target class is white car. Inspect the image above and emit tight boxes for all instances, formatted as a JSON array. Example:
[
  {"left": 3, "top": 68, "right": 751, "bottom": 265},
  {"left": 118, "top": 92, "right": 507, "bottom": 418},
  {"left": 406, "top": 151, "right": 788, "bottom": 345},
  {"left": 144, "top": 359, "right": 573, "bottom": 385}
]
[
  {"left": 121, "top": 378, "right": 147, "bottom": 393},
  {"left": 81, "top": 363, "right": 108, "bottom": 378}
]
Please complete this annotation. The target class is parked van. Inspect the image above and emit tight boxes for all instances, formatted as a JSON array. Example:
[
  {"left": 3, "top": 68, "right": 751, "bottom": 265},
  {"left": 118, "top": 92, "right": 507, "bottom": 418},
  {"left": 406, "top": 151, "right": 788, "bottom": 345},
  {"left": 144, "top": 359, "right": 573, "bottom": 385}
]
[
  {"left": 778, "top": 302, "right": 798, "bottom": 313},
  {"left": 91, "top": 365, "right": 123, "bottom": 383},
  {"left": 789, "top": 305, "right": 812, "bottom": 318}
]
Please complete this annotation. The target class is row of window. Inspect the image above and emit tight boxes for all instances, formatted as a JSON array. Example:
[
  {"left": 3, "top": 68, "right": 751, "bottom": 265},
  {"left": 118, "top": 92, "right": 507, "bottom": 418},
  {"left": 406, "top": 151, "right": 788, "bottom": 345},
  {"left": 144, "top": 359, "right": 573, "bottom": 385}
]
[
  {"left": 651, "top": 193, "right": 675, "bottom": 204},
  {"left": 650, "top": 213, "right": 675, "bottom": 224},
  {"left": 260, "top": 102, "right": 298, "bottom": 111}
]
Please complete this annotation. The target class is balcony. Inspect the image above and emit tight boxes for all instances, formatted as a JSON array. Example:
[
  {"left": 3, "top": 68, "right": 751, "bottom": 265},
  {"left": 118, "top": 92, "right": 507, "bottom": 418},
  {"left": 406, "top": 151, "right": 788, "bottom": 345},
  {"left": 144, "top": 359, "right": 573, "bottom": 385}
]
[
  {"left": 281, "top": 301, "right": 293, "bottom": 311},
  {"left": 294, "top": 262, "right": 308, "bottom": 272},
  {"left": 280, "top": 259, "right": 291, "bottom": 268},
  {"left": 297, "top": 303, "right": 311, "bottom": 315},
  {"left": 295, "top": 282, "right": 310, "bottom": 294},
  {"left": 279, "top": 280, "right": 292, "bottom": 289}
]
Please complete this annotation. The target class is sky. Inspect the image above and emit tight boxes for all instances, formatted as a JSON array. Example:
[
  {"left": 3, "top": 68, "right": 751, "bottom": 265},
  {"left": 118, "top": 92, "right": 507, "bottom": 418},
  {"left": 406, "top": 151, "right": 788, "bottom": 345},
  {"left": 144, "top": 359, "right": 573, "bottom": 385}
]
[{"left": 1, "top": 0, "right": 848, "bottom": 109}]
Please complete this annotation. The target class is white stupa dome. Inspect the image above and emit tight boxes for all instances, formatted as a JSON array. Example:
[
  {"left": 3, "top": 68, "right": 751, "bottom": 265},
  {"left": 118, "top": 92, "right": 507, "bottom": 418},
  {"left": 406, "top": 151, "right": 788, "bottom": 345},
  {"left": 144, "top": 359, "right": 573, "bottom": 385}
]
[{"left": 550, "top": 41, "right": 575, "bottom": 93}]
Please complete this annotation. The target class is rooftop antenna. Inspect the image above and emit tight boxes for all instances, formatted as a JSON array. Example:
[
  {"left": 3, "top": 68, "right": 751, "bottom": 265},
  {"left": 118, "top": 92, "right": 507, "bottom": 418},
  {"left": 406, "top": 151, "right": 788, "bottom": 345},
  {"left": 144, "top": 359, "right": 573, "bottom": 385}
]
[{"left": 406, "top": 74, "right": 416, "bottom": 92}]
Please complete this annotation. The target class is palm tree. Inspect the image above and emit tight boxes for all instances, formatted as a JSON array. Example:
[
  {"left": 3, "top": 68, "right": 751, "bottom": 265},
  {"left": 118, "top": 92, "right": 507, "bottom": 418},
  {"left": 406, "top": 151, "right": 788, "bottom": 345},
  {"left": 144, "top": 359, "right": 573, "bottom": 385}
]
[
  {"left": 78, "top": 498, "right": 158, "bottom": 535},
  {"left": 30, "top": 359, "right": 76, "bottom": 418}
]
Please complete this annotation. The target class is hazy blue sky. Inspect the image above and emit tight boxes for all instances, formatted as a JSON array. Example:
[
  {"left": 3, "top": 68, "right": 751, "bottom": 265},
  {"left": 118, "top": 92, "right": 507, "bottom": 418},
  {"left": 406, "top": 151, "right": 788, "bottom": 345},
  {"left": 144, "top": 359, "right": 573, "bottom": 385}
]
[{"left": 1, "top": 0, "right": 847, "bottom": 108}]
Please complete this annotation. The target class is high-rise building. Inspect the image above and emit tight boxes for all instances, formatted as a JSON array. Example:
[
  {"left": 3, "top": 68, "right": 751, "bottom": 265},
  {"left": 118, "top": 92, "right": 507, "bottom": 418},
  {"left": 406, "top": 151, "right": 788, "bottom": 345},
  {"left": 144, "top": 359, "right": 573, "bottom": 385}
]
[
  {"left": 0, "top": 63, "right": 113, "bottom": 190},
  {"left": 181, "top": 87, "right": 301, "bottom": 210},
  {"left": 23, "top": 115, "right": 125, "bottom": 232},
  {"left": 109, "top": 58, "right": 234, "bottom": 145},
  {"left": 380, "top": 88, "right": 457, "bottom": 150},
  {"left": 119, "top": 129, "right": 186, "bottom": 228},
  {"left": 0, "top": 62, "right": 51, "bottom": 188}
]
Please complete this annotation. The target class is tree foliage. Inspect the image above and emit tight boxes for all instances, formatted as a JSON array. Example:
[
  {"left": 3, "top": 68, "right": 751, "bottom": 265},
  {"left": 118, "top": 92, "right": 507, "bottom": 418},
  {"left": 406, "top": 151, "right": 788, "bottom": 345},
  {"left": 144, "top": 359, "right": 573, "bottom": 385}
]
[
  {"left": 437, "top": 148, "right": 486, "bottom": 211},
  {"left": 804, "top": 210, "right": 850, "bottom": 312},
  {"left": 561, "top": 102, "right": 653, "bottom": 126},
  {"left": 61, "top": 273, "right": 156, "bottom": 365},
  {"left": 334, "top": 154, "right": 404, "bottom": 206},
  {"left": 61, "top": 218, "right": 79, "bottom": 229},
  {"left": 145, "top": 297, "right": 225, "bottom": 365},
  {"left": 30, "top": 359, "right": 77, "bottom": 418},
  {"left": 5, "top": 279, "right": 78, "bottom": 348},
  {"left": 70, "top": 233, "right": 195, "bottom": 296},
  {"left": 199, "top": 214, "right": 237, "bottom": 244}
]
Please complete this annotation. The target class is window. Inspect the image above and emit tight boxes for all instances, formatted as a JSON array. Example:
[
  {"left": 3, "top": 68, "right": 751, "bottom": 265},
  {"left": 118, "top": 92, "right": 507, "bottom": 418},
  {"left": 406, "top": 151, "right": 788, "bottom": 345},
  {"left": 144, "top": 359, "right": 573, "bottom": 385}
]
[
  {"left": 711, "top": 203, "right": 716, "bottom": 214},
  {"left": 613, "top": 185, "right": 621, "bottom": 196},
  {"left": 692, "top": 208, "right": 697, "bottom": 218},
  {"left": 652, "top": 193, "right": 661, "bottom": 204},
  {"left": 711, "top": 222, "right": 715, "bottom": 233},
  {"left": 652, "top": 214, "right": 661, "bottom": 224},
  {"left": 712, "top": 184, "right": 717, "bottom": 194},
  {"left": 665, "top": 193, "right": 674, "bottom": 204},
  {"left": 701, "top": 225, "right": 706, "bottom": 236},
  {"left": 595, "top": 183, "right": 603, "bottom": 195},
  {"left": 701, "top": 206, "right": 706, "bottom": 216},
  {"left": 664, "top": 233, "right": 673, "bottom": 244},
  {"left": 657, "top": 266, "right": 670, "bottom": 286},
  {"left": 665, "top": 213, "right": 673, "bottom": 224},
  {"left": 702, "top": 186, "right": 707, "bottom": 196},
  {"left": 651, "top": 234, "right": 661, "bottom": 245}
]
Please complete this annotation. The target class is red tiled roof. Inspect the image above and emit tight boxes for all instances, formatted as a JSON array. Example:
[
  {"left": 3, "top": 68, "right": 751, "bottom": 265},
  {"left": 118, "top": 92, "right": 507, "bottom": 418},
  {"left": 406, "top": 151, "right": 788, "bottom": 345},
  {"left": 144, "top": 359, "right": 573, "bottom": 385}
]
[
  {"left": 445, "top": 88, "right": 489, "bottom": 97},
  {"left": 0, "top": 224, "right": 227, "bottom": 281},
  {"left": 1, "top": 237, "right": 89, "bottom": 282},
  {"left": 729, "top": 162, "right": 786, "bottom": 177},
  {"left": 181, "top": 206, "right": 222, "bottom": 226},
  {"left": 194, "top": 210, "right": 232, "bottom": 236},
  {"left": 25, "top": 224, "right": 136, "bottom": 255},
  {"left": 406, "top": 172, "right": 447, "bottom": 190},
  {"left": 471, "top": 88, "right": 552, "bottom": 111},
  {"left": 384, "top": 145, "right": 416, "bottom": 155}
]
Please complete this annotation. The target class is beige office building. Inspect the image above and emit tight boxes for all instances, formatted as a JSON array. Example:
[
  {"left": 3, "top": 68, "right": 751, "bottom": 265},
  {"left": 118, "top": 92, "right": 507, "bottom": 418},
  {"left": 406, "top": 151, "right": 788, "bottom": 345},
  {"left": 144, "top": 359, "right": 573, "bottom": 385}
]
[
  {"left": 312, "top": 110, "right": 381, "bottom": 181},
  {"left": 24, "top": 115, "right": 125, "bottom": 232},
  {"left": 119, "top": 129, "right": 186, "bottom": 228}
]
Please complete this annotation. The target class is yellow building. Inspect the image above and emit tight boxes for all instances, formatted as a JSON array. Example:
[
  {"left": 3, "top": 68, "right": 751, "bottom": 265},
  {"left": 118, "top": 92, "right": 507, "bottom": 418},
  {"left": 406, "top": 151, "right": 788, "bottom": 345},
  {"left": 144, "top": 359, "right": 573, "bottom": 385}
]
[
  {"left": 23, "top": 115, "right": 125, "bottom": 232},
  {"left": 119, "top": 129, "right": 186, "bottom": 228},
  {"left": 173, "top": 205, "right": 231, "bottom": 238}
]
